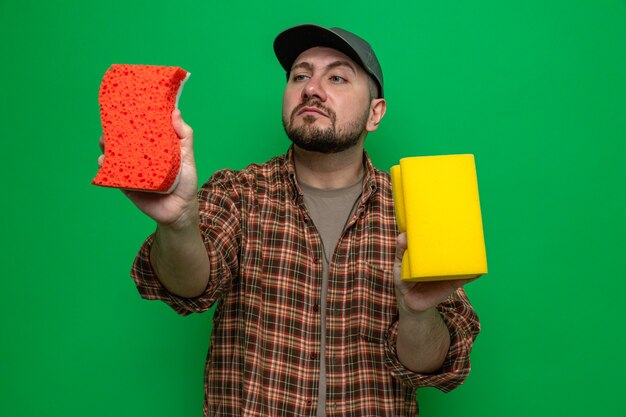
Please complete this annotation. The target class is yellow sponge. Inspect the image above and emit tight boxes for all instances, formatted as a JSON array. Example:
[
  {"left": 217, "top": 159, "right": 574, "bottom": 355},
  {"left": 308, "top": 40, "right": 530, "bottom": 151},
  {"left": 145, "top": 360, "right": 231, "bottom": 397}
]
[{"left": 391, "top": 155, "right": 488, "bottom": 282}]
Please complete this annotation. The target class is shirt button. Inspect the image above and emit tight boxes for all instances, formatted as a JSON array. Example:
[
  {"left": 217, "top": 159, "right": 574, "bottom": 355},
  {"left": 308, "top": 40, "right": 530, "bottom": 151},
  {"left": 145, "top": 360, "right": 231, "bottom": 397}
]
[
  {"left": 310, "top": 353, "right": 317, "bottom": 360},
  {"left": 312, "top": 256, "right": 320, "bottom": 263},
  {"left": 313, "top": 304, "right": 319, "bottom": 312}
]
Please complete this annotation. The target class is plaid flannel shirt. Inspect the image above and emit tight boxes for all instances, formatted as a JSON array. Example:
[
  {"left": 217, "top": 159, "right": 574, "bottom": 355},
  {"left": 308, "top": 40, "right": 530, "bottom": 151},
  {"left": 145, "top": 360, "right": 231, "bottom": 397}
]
[{"left": 131, "top": 147, "right": 480, "bottom": 416}]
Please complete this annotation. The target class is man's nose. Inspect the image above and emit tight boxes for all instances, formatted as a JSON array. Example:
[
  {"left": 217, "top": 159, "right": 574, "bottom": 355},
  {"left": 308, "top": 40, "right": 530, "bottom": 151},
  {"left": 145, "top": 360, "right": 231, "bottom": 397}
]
[{"left": 302, "top": 76, "right": 327, "bottom": 101}]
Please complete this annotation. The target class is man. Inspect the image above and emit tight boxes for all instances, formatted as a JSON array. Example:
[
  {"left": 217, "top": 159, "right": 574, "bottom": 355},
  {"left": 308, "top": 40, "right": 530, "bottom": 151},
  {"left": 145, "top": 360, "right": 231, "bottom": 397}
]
[{"left": 106, "top": 24, "right": 480, "bottom": 416}]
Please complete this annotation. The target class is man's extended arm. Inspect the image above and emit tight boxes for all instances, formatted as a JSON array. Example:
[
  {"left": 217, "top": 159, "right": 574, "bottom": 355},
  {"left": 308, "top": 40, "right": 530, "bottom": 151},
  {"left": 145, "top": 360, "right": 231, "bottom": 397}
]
[
  {"left": 99, "top": 110, "right": 210, "bottom": 298},
  {"left": 150, "top": 211, "right": 210, "bottom": 298},
  {"left": 396, "top": 305, "right": 451, "bottom": 373},
  {"left": 393, "top": 233, "right": 475, "bottom": 373}
]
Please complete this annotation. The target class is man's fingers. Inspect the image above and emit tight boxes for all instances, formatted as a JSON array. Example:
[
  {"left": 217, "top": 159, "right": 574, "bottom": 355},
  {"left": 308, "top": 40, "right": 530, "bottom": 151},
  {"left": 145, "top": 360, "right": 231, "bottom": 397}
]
[
  {"left": 97, "top": 135, "right": 105, "bottom": 167},
  {"left": 447, "top": 277, "right": 479, "bottom": 290}
]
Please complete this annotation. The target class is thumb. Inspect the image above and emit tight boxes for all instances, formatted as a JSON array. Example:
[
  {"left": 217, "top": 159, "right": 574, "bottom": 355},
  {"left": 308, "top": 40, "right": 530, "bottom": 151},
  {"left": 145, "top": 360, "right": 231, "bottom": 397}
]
[
  {"left": 394, "top": 233, "right": 408, "bottom": 282},
  {"left": 171, "top": 109, "right": 196, "bottom": 168},
  {"left": 172, "top": 109, "right": 193, "bottom": 141},
  {"left": 395, "top": 232, "right": 408, "bottom": 264}
]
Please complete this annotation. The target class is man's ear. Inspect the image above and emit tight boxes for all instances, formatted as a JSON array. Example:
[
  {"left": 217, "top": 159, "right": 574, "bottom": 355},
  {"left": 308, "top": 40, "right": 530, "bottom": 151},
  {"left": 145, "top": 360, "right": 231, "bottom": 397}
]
[{"left": 366, "top": 98, "right": 387, "bottom": 132}]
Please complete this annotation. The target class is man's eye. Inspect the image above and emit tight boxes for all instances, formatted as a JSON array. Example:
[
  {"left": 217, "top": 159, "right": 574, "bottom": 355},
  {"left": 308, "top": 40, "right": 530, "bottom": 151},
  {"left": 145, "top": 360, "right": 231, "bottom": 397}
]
[
  {"left": 330, "top": 75, "right": 346, "bottom": 83},
  {"left": 293, "top": 74, "right": 309, "bottom": 81}
]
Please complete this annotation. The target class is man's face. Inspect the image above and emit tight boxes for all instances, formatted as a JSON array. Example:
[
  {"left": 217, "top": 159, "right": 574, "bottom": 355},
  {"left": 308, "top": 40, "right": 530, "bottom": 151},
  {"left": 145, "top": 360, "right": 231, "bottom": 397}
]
[{"left": 282, "top": 47, "right": 375, "bottom": 154}]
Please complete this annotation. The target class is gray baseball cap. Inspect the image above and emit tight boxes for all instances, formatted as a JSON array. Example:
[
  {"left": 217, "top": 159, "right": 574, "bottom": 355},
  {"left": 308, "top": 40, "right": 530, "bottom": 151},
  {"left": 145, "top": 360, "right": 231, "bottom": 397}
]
[{"left": 273, "top": 24, "right": 384, "bottom": 98}]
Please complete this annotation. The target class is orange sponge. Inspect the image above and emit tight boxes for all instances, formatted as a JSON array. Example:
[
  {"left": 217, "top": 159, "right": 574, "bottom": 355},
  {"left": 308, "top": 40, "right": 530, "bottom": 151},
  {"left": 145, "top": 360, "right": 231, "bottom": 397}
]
[{"left": 93, "top": 64, "right": 190, "bottom": 193}]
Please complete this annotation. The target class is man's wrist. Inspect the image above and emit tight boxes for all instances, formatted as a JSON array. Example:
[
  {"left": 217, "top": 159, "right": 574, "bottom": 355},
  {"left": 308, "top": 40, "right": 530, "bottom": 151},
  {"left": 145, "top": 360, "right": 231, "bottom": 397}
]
[
  {"left": 156, "top": 203, "right": 200, "bottom": 234},
  {"left": 398, "top": 304, "right": 439, "bottom": 323}
]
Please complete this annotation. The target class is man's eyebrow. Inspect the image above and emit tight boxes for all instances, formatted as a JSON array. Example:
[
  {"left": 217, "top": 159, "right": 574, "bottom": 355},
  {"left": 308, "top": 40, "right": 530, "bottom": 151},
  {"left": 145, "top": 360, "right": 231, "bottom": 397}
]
[
  {"left": 290, "top": 60, "right": 357, "bottom": 75},
  {"left": 290, "top": 61, "right": 314, "bottom": 72},
  {"left": 326, "top": 60, "right": 357, "bottom": 75}
]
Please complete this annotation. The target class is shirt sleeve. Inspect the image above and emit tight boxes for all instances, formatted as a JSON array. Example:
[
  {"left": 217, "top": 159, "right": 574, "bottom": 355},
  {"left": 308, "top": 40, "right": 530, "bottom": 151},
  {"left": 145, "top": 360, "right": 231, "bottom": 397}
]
[
  {"left": 383, "top": 287, "right": 480, "bottom": 392},
  {"left": 130, "top": 170, "right": 243, "bottom": 316}
]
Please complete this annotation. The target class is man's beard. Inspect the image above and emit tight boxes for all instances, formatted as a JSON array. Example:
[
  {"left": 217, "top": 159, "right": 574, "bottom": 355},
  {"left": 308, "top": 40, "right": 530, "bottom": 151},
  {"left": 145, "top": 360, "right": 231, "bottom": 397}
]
[{"left": 282, "top": 100, "right": 370, "bottom": 154}]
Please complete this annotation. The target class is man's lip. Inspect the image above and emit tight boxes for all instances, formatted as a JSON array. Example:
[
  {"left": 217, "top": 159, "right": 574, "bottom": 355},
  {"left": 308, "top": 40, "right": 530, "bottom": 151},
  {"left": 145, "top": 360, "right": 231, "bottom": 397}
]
[{"left": 297, "top": 106, "right": 328, "bottom": 117}]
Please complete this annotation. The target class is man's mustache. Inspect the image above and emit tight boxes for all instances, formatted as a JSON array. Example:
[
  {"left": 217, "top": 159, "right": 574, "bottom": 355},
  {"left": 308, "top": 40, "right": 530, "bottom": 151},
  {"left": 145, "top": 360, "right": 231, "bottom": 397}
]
[{"left": 291, "top": 100, "right": 336, "bottom": 123}]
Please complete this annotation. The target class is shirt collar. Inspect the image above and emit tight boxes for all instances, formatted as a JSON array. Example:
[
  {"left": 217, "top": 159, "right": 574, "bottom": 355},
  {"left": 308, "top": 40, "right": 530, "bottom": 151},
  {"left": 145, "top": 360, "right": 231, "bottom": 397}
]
[{"left": 281, "top": 145, "right": 379, "bottom": 203}]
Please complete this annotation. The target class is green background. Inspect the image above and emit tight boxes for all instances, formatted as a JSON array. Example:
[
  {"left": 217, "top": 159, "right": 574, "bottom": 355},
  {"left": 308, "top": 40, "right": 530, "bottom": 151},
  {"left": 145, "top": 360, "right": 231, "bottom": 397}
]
[{"left": 1, "top": 0, "right": 625, "bottom": 416}]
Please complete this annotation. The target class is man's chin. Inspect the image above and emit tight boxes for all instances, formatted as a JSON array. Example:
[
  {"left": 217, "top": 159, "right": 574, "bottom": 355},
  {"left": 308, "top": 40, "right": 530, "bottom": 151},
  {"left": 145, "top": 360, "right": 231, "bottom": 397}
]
[
  {"left": 289, "top": 137, "right": 360, "bottom": 154},
  {"left": 283, "top": 121, "right": 364, "bottom": 154},
  {"left": 293, "top": 143, "right": 337, "bottom": 154}
]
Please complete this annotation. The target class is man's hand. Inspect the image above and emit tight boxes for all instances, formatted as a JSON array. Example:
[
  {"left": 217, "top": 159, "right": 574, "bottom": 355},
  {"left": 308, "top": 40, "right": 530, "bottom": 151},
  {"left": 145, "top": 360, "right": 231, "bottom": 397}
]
[
  {"left": 393, "top": 233, "right": 475, "bottom": 315},
  {"left": 98, "top": 109, "right": 199, "bottom": 230}
]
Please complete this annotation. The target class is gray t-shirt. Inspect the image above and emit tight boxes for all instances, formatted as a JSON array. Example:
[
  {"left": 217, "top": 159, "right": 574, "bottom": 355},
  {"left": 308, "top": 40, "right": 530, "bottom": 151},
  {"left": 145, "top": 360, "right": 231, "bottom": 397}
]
[{"left": 300, "top": 179, "right": 363, "bottom": 417}]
